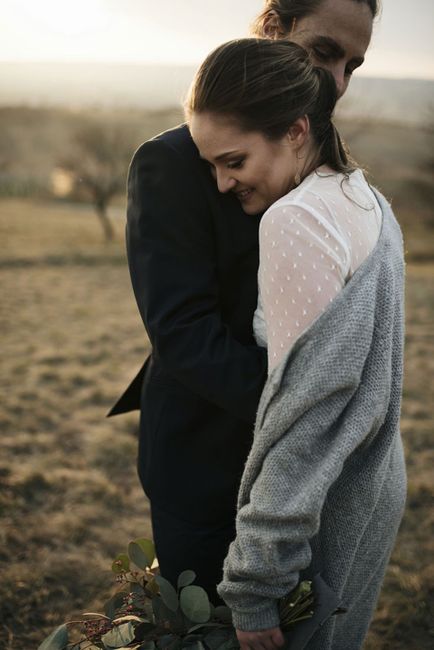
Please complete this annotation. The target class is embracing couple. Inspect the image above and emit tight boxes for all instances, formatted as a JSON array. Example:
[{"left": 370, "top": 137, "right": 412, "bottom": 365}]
[{"left": 109, "top": 1, "right": 406, "bottom": 649}]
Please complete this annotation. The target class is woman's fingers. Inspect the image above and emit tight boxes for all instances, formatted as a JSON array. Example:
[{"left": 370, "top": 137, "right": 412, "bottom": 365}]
[{"left": 236, "top": 626, "right": 285, "bottom": 650}]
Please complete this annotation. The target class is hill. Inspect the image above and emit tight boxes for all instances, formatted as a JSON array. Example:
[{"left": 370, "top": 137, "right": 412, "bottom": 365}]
[{"left": 1, "top": 61, "right": 433, "bottom": 125}]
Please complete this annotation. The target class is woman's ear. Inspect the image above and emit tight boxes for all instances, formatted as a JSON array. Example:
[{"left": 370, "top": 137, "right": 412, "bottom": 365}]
[
  {"left": 262, "top": 10, "right": 285, "bottom": 39},
  {"left": 287, "top": 116, "right": 310, "bottom": 148}
]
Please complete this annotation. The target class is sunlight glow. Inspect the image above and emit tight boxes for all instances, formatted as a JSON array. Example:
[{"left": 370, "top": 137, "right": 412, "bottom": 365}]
[{"left": 14, "top": 0, "right": 107, "bottom": 36}]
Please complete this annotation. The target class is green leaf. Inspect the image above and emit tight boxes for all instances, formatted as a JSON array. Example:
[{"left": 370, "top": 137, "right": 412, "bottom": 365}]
[
  {"left": 214, "top": 637, "right": 240, "bottom": 650},
  {"left": 203, "top": 628, "right": 234, "bottom": 650},
  {"left": 213, "top": 606, "right": 232, "bottom": 625},
  {"left": 134, "top": 622, "right": 158, "bottom": 641},
  {"left": 158, "top": 634, "right": 177, "bottom": 649},
  {"left": 180, "top": 586, "right": 211, "bottom": 624},
  {"left": 101, "top": 622, "right": 135, "bottom": 649},
  {"left": 134, "top": 538, "right": 156, "bottom": 567},
  {"left": 187, "top": 623, "right": 226, "bottom": 634},
  {"left": 140, "top": 643, "right": 156, "bottom": 650},
  {"left": 104, "top": 591, "right": 129, "bottom": 620},
  {"left": 129, "top": 541, "right": 151, "bottom": 570},
  {"left": 153, "top": 596, "right": 178, "bottom": 624},
  {"left": 181, "top": 640, "right": 206, "bottom": 650},
  {"left": 130, "top": 581, "right": 145, "bottom": 594},
  {"left": 112, "top": 553, "right": 130, "bottom": 574},
  {"left": 37, "top": 624, "right": 69, "bottom": 650},
  {"left": 156, "top": 576, "right": 179, "bottom": 612},
  {"left": 177, "top": 570, "right": 196, "bottom": 590}
]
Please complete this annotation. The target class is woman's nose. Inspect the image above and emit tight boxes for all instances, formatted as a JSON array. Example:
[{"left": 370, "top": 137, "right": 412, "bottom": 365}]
[{"left": 216, "top": 170, "right": 237, "bottom": 194}]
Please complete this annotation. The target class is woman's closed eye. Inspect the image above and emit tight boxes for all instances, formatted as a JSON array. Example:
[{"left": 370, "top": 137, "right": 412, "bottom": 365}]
[{"left": 227, "top": 158, "right": 244, "bottom": 170}]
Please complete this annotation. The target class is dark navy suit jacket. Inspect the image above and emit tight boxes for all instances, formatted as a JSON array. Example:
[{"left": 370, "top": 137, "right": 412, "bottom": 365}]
[{"left": 109, "top": 124, "right": 268, "bottom": 524}]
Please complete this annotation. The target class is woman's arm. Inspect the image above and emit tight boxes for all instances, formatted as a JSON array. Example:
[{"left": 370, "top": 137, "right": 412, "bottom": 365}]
[{"left": 259, "top": 202, "right": 349, "bottom": 371}]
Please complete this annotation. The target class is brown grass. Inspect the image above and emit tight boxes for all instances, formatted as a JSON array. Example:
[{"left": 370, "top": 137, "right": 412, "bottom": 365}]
[{"left": 1, "top": 118, "right": 433, "bottom": 649}]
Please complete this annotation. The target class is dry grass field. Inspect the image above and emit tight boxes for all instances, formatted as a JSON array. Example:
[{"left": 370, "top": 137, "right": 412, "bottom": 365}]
[{"left": 0, "top": 117, "right": 433, "bottom": 649}]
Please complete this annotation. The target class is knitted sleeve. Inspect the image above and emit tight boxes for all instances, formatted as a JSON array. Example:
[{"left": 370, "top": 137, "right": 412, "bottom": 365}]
[
  {"left": 217, "top": 376, "right": 363, "bottom": 631},
  {"left": 217, "top": 276, "right": 382, "bottom": 630}
]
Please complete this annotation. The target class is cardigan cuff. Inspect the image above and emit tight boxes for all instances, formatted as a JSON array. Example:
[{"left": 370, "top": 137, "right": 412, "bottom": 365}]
[{"left": 231, "top": 600, "right": 281, "bottom": 632}]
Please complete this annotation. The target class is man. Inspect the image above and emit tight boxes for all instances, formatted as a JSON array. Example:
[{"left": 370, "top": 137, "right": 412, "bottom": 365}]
[{"left": 109, "top": 0, "right": 376, "bottom": 605}]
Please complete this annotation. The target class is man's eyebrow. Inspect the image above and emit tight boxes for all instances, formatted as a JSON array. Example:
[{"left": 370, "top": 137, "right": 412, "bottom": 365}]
[{"left": 309, "top": 35, "right": 346, "bottom": 58}]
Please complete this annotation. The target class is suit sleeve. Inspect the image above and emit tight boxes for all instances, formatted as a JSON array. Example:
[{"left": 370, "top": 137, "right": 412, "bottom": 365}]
[{"left": 125, "top": 138, "right": 267, "bottom": 423}]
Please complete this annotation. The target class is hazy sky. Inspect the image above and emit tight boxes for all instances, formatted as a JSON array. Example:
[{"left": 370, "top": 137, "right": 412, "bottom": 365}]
[{"left": 1, "top": 0, "right": 433, "bottom": 79}]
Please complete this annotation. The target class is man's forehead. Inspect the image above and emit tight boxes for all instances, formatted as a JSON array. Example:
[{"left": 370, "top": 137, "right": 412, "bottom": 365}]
[
  {"left": 298, "top": 0, "right": 373, "bottom": 36},
  {"left": 296, "top": 5, "right": 372, "bottom": 56}
]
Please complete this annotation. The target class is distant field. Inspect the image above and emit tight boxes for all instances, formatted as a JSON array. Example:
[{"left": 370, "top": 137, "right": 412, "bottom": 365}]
[{"left": 0, "top": 194, "right": 433, "bottom": 649}]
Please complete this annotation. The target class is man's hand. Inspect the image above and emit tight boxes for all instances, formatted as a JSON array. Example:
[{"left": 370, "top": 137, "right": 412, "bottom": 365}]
[{"left": 236, "top": 626, "right": 285, "bottom": 650}]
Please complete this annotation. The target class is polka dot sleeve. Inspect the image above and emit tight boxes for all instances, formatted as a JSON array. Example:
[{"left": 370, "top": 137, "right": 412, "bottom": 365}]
[{"left": 259, "top": 203, "right": 351, "bottom": 372}]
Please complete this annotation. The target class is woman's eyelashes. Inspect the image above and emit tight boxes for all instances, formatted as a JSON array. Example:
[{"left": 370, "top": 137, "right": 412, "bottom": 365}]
[{"left": 226, "top": 158, "right": 245, "bottom": 170}]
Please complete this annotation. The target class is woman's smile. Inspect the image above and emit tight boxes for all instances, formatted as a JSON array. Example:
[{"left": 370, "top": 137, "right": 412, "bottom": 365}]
[{"left": 235, "top": 188, "right": 254, "bottom": 202}]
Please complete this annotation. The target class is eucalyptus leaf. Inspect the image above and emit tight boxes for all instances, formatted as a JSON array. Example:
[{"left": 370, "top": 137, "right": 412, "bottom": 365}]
[
  {"left": 213, "top": 606, "right": 233, "bottom": 624},
  {"left": 203, "top": 628, "right": 234, "bottom": 650},
  {"left": 135, "top": 538, "right": 156, "bottom": 567},
  {"left": 180, "top": 586, "right": 211, "bottom": 624},
  {"left": 214, "top": 638, "right": 240, "bottom": 650},
  {"left": 156, "top": 576, "right": 179, "bottom": 612},
  {"left": 104, "top": 591, "right": 129, "bottom": 620},
  {"left": 37, "top": 624, "right": 69, "bottom": 650},
  {"left": 158, "top": 634, "right": 177, "bottom": 649},
  {"left": 101, "top": 622, "right": 135, "bottom": 649},
  {"left": 130, "top": 581, "right": 145, "bottom": 594},
  {"left": 153, "top": 596, "right": 179, "bottom": 624},
  {"left": 133, "top": 622, "right": 157, "bottom": 641},
  {"left": 112, "top": 553, "right": 130, "bottom": 574},
  {"left": 140, "top": 642, "right": 156, "bottom": 650},
  {"left": 113, "top": 615, "right": 148, "bottom": 624},
  {"left": 129, "top": 541, "right": 150, "bottom": 570},
  {"left": 177, "top": 570, "right": 196, "bottom": 590},
  {"left": 187, "top": 623, "right": 226, "bottom": 634},
  {"left": 181, "top": 641, "right": 206, "bottom": 650}
]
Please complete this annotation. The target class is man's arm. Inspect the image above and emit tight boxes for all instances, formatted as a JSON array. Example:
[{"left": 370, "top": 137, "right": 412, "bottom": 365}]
[{"left": 126, "top": 137, "right": 267, "bottom": 423}]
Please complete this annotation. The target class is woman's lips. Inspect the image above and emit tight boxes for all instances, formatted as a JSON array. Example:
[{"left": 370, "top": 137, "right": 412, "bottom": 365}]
[{"left": 236, "top": 188, "right": 253, "bottom": 201}]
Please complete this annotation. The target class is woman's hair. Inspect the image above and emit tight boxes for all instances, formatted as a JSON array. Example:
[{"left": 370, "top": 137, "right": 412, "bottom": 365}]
[
  {"left": 186, "top": 38, "right": 355, "bottom": 176},
  {"left": 251, "top": 0, "right": 379, "bottom": 36}
]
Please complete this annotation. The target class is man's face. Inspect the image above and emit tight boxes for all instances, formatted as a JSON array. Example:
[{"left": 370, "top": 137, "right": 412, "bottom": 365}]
[{"left": 289, "top": 0, "right": 373, "bottom": 97}]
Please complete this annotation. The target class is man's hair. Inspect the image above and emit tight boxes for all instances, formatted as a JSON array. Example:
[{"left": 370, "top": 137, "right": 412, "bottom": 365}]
[{"left": 251, "top": 0, "right": 379, "bottom": 36}]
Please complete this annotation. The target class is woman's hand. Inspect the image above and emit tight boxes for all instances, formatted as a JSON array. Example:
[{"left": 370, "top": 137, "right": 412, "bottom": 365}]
[{"left": 236, "top": 626, "right": 285, "bottom": 650}]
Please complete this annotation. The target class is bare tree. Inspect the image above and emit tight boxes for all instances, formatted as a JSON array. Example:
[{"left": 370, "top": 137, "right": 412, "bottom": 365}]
[{"left": 61, "top": 119, "right": 138, "bottom": 241}]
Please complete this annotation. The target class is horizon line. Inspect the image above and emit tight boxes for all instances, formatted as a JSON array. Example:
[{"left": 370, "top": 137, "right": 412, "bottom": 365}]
[{"left": 1, "top": 59, "right": 433, "bottom": 83}]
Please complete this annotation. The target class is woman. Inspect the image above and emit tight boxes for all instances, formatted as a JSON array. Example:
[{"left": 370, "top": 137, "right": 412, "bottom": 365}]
[
  {"left": 186, "top": 39, "right": 406, "bottom": 650},
  {"left": 112, "top": 0, "right": 377, "bottom": 608}
]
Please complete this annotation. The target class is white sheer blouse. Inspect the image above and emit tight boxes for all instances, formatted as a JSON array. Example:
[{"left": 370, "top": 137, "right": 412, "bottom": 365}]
[{"left": 253, "top": 165, "right": 383, "bottom": 373}]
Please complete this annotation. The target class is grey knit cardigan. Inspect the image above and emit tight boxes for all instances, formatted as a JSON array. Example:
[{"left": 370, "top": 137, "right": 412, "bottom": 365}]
[{"left": 217, "top": 192, "right": 407, "bottom": 650}]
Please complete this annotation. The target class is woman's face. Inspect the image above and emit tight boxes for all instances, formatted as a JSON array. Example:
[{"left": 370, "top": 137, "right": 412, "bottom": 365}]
[{"left": 190, "top": 112, "right": 298, "bottom": 215}]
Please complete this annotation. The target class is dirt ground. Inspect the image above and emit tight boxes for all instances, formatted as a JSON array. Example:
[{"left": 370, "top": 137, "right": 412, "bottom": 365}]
[{"left": 0, "top": 152, "right": 433, "bottom": 649}]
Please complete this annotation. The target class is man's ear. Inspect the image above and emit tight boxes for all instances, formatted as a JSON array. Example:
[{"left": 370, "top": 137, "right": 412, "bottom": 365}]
[
  {"left": 287, "top": 116, "right": 310, "bottom": 148},
  {"left": 262, "top": 10, "right": 285, "bottom": 39}
]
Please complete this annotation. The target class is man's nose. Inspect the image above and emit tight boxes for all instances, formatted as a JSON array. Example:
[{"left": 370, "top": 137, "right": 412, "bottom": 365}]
[
  {"left": 329, "top": 63, "right": 347, "bottom": 98},
  {"left": 216, "top": 170, "right": 236, "bottom": 194}
]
